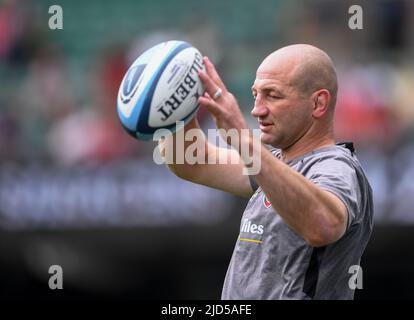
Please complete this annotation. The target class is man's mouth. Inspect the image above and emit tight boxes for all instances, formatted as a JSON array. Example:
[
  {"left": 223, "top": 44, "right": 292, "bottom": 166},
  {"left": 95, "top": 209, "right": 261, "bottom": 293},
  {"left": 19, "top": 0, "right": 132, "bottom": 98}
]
[{"left": 259, "top": 121, "right": 273, "bottom": 132}]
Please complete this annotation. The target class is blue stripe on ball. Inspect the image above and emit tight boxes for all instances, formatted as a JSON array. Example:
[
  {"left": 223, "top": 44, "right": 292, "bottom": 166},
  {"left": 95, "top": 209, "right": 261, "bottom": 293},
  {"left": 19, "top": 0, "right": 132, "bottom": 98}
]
[{"left": 135, "top": 104, "right": 199, "bottom": 141}]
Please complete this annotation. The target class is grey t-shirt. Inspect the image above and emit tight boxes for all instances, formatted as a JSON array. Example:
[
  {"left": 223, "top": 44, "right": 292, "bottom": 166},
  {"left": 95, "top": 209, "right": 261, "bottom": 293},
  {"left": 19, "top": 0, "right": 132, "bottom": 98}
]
[{"left": 221, "top": 143, "right": 373, "bottom": 300}]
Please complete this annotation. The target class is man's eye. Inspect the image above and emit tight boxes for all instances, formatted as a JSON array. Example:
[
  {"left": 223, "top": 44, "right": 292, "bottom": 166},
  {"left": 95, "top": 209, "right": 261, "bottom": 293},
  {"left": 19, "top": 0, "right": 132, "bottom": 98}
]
[{"left": 270, "top": 95, "right": 280, "bottom": 99}]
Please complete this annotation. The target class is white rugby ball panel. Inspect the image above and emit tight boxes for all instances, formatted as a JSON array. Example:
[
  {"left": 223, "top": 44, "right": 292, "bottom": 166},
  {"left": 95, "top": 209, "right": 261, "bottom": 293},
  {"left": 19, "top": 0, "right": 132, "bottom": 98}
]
[{"left": 148, "top": 47, "right": 205, "bottom": 127}]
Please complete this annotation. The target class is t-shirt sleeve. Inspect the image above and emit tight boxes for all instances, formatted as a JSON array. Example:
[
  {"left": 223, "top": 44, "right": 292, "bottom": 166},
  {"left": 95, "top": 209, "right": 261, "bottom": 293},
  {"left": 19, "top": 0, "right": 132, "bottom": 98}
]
[
  {"left": 308, "top": 157, "right": 361, "bottom": 230},
  {"left": 248, "top": 175, "right": 259, "bottom": 192}
]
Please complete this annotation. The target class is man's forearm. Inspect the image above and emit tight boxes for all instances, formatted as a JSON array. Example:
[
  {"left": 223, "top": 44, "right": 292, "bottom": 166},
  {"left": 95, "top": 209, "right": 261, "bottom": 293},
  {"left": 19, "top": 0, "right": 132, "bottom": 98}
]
[
  {"left": 160, "top": 126, "right": 208, "bottom": 181},
  {"left": 239, "top": 134, "right": 346, "bottom": 246}
]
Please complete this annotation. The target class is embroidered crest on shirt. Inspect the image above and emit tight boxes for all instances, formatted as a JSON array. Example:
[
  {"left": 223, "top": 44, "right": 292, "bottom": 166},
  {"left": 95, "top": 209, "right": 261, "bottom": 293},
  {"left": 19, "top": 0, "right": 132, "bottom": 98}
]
[{"left": 263, "top": 194, "right": 272, "bottom": 208}]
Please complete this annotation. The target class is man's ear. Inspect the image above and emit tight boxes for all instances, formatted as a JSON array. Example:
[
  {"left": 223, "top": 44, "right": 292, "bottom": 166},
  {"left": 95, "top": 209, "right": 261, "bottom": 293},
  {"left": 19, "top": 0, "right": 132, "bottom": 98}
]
[{"left": 312, "top": 89, "right": 330, "bottom": 118}]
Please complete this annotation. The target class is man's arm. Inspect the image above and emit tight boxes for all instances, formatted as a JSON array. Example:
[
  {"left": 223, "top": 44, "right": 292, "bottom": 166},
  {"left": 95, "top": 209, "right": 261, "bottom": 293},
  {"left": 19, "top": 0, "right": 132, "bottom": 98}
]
[
  {"left": 159, "top": 117, "right": 254, "bottom": 198},
  {"left": 197, "top": 57, "right": 348, "bottom": 247},
  {"left": 244, "top": 139, "right": 348, "bottom": 247}
]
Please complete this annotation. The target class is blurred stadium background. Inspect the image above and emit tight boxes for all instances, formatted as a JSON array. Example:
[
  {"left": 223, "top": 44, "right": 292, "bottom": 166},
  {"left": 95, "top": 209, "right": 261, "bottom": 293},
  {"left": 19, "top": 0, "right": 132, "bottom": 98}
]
[{"left": 1, "top": 0, "right": 414, "bottom": 299}]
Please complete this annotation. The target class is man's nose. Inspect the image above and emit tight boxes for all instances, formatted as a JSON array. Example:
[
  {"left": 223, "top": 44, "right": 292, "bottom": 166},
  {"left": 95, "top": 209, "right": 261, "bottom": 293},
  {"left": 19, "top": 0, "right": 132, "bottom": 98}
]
[{"left": 251, "top": 95, "right": 268, "bottom": 118}]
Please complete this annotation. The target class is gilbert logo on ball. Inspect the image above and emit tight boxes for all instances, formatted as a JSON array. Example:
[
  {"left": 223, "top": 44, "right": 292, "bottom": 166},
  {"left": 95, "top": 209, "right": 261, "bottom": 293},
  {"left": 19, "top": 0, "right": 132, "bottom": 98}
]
[{"left": 117, "top": 40, "right": 205, "bottom": 140}]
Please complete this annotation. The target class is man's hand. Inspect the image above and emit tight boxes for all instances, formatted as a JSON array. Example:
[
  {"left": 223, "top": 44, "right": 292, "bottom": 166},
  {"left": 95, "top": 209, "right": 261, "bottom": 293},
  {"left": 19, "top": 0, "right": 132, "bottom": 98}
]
[{"left": 198, "top": 57, "right": 248, "bottom": 138}]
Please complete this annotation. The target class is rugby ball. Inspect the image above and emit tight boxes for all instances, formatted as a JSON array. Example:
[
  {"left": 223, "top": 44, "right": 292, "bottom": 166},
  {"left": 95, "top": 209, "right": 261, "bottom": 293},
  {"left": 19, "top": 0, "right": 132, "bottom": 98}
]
[{"left": 117, "top": 40, "right": 205, "bottom": 140}]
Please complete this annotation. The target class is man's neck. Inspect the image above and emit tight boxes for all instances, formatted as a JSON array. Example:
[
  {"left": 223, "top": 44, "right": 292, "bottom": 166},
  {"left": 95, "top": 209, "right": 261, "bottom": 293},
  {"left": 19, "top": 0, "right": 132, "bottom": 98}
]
[{"left": 280, "top": 134, "right": 335, "bottom": 163}]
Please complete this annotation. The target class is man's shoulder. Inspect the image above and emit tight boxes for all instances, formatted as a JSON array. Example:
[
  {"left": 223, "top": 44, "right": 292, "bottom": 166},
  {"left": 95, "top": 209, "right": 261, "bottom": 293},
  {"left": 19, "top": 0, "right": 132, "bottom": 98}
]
[
  {"left": 316, "top": 142, "right": 363, "bottom": 170},
  {"left": 269, "top": 143, "right": 355, "bottom": 165}
]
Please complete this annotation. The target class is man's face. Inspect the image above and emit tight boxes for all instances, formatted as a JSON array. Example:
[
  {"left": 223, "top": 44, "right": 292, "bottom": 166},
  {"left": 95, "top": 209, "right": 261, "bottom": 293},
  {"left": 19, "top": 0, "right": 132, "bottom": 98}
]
[{"left": 251, "top": 61, "right": 313, "bottom": 149}]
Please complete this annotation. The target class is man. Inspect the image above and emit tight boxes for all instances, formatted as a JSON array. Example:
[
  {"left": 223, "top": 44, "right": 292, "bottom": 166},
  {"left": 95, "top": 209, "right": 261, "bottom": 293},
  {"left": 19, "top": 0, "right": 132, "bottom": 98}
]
[{"left": 160, "top": 44, "right": 373, "bottom": 299}]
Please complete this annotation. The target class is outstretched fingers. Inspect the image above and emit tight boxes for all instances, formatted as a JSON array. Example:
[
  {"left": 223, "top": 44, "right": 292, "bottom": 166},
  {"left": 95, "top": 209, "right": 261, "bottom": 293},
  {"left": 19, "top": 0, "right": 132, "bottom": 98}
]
[{"left": 203, "top": 56, "right": 227, "bottom": 90}]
